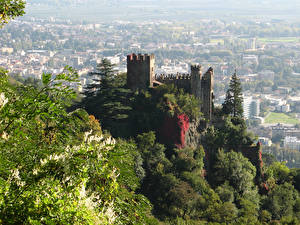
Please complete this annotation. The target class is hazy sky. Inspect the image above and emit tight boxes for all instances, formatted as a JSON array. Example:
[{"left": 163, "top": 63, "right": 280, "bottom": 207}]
[{"left": 24, "top": 0, "right": 300, "bottom": 22}]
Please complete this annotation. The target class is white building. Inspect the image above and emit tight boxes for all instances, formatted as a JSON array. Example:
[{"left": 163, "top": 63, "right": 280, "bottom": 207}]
[
  {"left": 243, "top": 95, "right": 260, "bottom": 119},
  {"left": 247, "top": 38, "right": 256, "bottom": 50},
  {"left": 243, "top": 55, "right": 258, "bottom": 65},
  {"left": 104, "top": 56, "right": 120, "bottom": 65},
  {"left": 284, "top": 136, "right": 300, "bottom": 150},
  {"left": 276, "top": 104, "right": 291, "bottom": 113}
]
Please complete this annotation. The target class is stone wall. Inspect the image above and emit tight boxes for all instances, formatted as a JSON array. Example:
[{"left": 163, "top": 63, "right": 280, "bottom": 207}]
[
  {"left": 127, "top": 53, "right": 155, "bottom": 91},
  {"left": 126, "top": 53, "right": 214, "bottom": 122},
  {"left": 201, "top": 67, "right": 214, "bottom": 121},
  {"left": 156, "top": 74, "right": 191, "bottom": 93}
]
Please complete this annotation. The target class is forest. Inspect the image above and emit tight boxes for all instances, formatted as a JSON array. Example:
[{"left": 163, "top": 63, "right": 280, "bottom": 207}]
[
  {"left": 2, "top": 56, "right": 300, "bottom": 224},
  {"left": 2, "top": 1, "right": 300, "bottom": 225}
]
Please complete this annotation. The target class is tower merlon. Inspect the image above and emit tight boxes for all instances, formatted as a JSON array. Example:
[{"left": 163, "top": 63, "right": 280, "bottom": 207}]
[
  {"left": 191, "top": 64, "right": 202, "bottom": 71},
  {"left": 127, "top": 53, "right": 154, "bottom": 63},
  {"left": 206, "top": 67, "right": 214, "bottom": 75}
]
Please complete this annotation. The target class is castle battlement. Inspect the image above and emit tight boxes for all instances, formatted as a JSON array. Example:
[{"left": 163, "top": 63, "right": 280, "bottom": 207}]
[
  {"left": 127, "top": 53, "right": 154, "bottom": 63},
  {"left": 204, "top": 67, "right": 213, "bottom": 75},
  {"left": 155, "top": 73, "right": 191, "bottom": 80},
  {"left": 191, "top": 65, "right": 201, "bottom": 71},
  {"left": 127, "top": 53, "right": 214, "bottom": 121}
]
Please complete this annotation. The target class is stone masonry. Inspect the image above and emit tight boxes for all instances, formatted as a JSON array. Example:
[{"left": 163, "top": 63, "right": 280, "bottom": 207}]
[{"left": 127, "top": 53, "right": 214, "bottom": 121}]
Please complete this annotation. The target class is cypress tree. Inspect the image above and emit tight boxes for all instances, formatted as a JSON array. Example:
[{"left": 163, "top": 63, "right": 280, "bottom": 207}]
[{"left": 222, "top": 71, "right": 244, "bottom": 118}]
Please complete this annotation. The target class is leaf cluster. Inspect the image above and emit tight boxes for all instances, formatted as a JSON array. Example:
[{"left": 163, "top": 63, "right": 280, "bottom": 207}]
[{"left": 0, "top": 0, "right": 25, "bottom": 27}]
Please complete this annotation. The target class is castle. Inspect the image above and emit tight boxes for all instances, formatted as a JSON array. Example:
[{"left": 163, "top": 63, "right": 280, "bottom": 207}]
[
  {"left": 127, "top": 53, "right": 214, "bottom": 121},
  {"left": 126, "top": 53, "right": 266, "bottom": 190}
]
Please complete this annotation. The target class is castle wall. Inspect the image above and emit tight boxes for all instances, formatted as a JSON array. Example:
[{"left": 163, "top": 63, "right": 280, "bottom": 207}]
[
  {"left": 126, "top": 53, "right": 214, "bottom": 122},
  {"left": 201, "top": 68, "right": 214, "bottom": 121},
  {"left": 156, "top": 74, "right": 191, "bottom": 93}
]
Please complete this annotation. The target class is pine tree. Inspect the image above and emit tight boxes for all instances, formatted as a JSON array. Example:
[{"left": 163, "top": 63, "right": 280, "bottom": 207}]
[
  {"left": 222, "top": 71, "right": 244, "bottom": 118},
  {"left": 82, "top": 58, "right": 115, "bottom": 99},
  {"left": 81, "top": 59, "right": 132, "bottom": 137}
]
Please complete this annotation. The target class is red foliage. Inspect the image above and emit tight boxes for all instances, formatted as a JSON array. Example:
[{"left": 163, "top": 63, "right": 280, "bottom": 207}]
[
  {"left": 177, "top": 114, "right": 190, "bottom": 148},
  {"left": 160, "top": 113, "right": 190, "bottom": 149},
  {"left": 259, "top": 149, "right": 264, "bottom": 171}
]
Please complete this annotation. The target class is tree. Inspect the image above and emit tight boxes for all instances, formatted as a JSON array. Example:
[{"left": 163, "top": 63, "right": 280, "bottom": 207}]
[
  {"left": 236, "top": 198, "right": 259, "bottom": 224},
  {"left": 0, "top": 69, "right": 156, "bottom": 224},
  {"left": 0, "top": 0, "right": 26, "bottom": 26},
  {"left": 82, "top": 58, "right": 115, "bottom": 99},
  {"left": 80, "top": 59, "right": 132, "bottom": 137},
  {"left": 265, "top": 162, "right": 291, "bottom": 185},
  {"left": 214, "top": 150, "right": 259, "bottom": 205},
  {"left": 263, "top": 182, "right": 299, "bottom": 220},
  {"left": 222, "top": 71, "right": 244, "bottom": 118}
]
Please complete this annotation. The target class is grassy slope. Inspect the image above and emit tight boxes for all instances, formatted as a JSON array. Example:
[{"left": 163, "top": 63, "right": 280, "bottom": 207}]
[{"left": 265, "top": 112, "right": 300, "bottom": 124}]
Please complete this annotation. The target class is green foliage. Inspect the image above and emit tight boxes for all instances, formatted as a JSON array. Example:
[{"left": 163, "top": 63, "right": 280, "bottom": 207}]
[
  {"left": 204, "top": 117, "right": 253, "bottom": 154},
  {"left": 206, "top": 201, "right": 239, "bottom": 223},
  {"left": 107, "top": 140, "right": 141, "bottom": 191},
  {"left": 266, "top": 162, "right": 291, "bottom": 185},
  {"left": 80, "top": 59, "right": 132, "bottom": 137},
  {"left": 130, "top": 90, "right": 163, "bottom": 135},
  {"left": 80, "top": 63, "right": 201, "bottom": 138},
  {"left": 292, "top": 169, "right": 300, "bottom": 192},
  {"left": 0, "top": 0, "right": 25, "bottom": 26},
  {"left": 130, "top": 84, "right": 201, "bottom": 138},
  {"left": 215, "top": 182, "right": 235, "bottom": 203},
  {"left": 214, "top": 150, "right": 259, "bottom": 205},
  {"left": 222, "top": 71, "right": 244, "bottom": 118},
  {"left": 263, "top": 182, "right": 299, "bottom": 220},
  {"left": 136, "top": 132, "right": 228, "bottom": 222},
  {"left": 0, "top": 69, "right": 155, "bottom": 224},
  {"left": 137, "top": 132, "right": 172, "bottom": 177},
  {"left": 236, "top": 198, "right": 260, "bottom": 224},
  {"left": 0, "top": 140, "right": 120, "bottom": 224},
  {"left": 156, "top": 84, "right": 201, "bottom": 120},
  {"left": 0, "top": 67, "right": 79, "bottom": 169}
]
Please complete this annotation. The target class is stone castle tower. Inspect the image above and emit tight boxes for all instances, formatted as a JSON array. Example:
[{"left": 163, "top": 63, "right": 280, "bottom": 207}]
[
  {"left": 201, "top": 68, "right": 214, "bottom": 121},
  {"left": 127, "top": 54, "right": 155, "bottom": 91},
  {"left": 127, "top": 53, "right": 214, "bottom": 121}
]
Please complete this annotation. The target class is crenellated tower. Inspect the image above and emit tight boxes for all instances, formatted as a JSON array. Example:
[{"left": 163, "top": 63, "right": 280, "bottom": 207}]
[
  {"left": 126, "top": 53, "right": 214, "bottom": 121},
  {"left": 191, "top": 64, "right": 202, "bottom": 99},
  {"left": 201, "top": 67, "right": 214, "bottom": 121},
  {"left": 127, "top": 53, "right": 155, "bottom": 91}
]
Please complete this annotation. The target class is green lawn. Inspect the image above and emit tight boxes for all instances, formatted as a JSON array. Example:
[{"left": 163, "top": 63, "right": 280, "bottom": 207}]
[
  {"left": 258, "top": 37, "right": 300, "bottom": 43},
  {"left": 265, "top": 112, "right": 300, "bottom": 124},
  {"left": 210, "top": 39, "right": 224, "bottom": 45}
]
